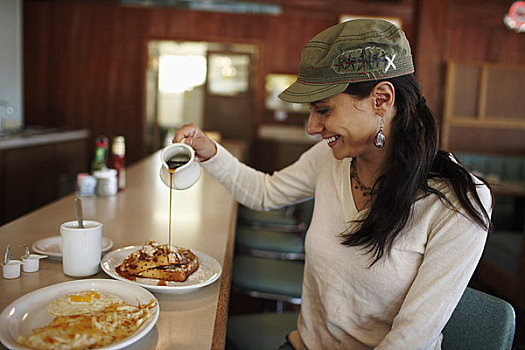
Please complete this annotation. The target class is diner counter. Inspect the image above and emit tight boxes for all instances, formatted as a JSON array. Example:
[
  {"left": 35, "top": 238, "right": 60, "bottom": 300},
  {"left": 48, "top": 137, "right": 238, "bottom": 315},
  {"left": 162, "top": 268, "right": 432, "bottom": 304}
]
[{"left": 0, "top": 140, "right": 245, "bottom": 350}]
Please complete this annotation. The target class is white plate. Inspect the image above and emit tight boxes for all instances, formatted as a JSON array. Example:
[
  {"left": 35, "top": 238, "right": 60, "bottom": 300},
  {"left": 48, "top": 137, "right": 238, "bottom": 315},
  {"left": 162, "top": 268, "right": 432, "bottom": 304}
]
[
  {"left": 101, "top": 245, "right": 222, "bottom": 294},
  {"left": 0, "top": 279, "right": 159, "bottom": 350},
  {"left": 32, "top": 236, "right": 114, "bottom": 259}
]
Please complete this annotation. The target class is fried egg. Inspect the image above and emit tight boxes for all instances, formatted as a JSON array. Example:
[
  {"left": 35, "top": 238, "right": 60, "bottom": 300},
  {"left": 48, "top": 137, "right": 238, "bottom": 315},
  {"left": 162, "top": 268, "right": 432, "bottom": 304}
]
[{"left": 47, "top": 290, "right": 125, "bottom": 316}]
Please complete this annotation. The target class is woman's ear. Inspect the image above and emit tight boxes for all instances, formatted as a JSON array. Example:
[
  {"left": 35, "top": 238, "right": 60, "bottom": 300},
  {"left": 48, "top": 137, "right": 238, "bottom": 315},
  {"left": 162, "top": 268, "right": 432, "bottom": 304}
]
[{"left": 371, "top": 81, "right": 395, "bottom": 115}]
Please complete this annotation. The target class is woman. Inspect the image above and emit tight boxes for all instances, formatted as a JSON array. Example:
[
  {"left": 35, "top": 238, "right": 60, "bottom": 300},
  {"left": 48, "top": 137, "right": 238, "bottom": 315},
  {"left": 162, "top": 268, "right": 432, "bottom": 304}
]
[{"left": 174, "top": 19, "right": 492, "bottom": 349}]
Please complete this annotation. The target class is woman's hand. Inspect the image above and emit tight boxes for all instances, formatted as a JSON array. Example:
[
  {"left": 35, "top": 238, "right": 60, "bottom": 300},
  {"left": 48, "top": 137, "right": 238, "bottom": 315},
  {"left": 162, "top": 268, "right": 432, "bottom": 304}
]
[{"left": 172, "top": 123, "right": 217, "bottom": 161}]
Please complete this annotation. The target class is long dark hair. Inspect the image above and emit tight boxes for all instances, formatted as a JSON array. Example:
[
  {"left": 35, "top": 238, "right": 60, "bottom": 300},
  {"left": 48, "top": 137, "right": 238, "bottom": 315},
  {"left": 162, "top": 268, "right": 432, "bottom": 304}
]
[{"left": 341, "top": 74, "right": 493, "bottom": 265}]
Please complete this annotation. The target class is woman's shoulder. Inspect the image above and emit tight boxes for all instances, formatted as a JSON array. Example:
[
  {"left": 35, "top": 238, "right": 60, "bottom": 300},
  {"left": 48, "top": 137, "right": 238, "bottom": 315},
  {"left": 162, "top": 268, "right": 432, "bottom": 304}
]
[
  {"left": 428, "top": 175, "right": 490, "bottom": 194},
  {"left": 426, "top": 174, "right": 492, "bottom": 211},
  {"left": 283, "top": 140, "right": 343, "bottom": 178}
]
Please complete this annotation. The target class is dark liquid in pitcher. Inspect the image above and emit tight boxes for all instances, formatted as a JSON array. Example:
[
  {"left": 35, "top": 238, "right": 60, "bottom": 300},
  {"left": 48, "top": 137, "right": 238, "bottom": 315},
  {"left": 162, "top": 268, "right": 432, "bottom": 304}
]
[{"left": 166, "top": 155, "right": 191, "bottom": 170}]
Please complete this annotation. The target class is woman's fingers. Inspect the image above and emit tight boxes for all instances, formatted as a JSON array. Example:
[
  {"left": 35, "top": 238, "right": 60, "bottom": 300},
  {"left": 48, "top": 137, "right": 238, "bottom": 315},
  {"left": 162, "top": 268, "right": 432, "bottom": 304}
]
[
  {"left": 173, "top": 123, "right": 196, "bottom": 143},
  {"left": 173, "top": 124, "right": 217, "bottom": 161}
]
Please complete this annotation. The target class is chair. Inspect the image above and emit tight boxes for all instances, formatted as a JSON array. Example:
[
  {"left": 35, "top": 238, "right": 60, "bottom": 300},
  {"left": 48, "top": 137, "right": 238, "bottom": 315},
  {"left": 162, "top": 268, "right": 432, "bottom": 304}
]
[
  {"left": 227, "top": 287, "right": 516, "bottom": 350},
  {"left": 226, "top": 311, "right": 299, "bottom": 350},
  {"left": 441, "top": 287, "right": 516, "bottom": 350},
  {"left": 237, "top": 205, "right": 299, "bottom": 231},
  {"left": 231, "top": 200, "right": 313, "bottom": 311},
  {"left": 476, "top": 229, "right": 525, "bottom": 310},
  {"left": 231, "top": 255, "right": 304, "bottom": 310},
  {"left": 235, "top": 226, "right": 305, "bottom": 260},
  {"left": 235, "top": 199, "right": 314, "bottom": 260}
]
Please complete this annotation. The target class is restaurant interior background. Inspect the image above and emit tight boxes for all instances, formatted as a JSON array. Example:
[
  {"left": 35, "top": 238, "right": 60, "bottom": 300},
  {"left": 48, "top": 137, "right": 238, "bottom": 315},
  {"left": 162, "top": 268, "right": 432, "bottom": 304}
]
[{"left": 1, "top": 0, "right": 524, "bottom": 347}]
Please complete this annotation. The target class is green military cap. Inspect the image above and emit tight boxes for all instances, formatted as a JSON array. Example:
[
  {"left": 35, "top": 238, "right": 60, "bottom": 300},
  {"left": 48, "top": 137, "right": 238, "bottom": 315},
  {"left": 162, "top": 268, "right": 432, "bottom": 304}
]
[{"left": 279, "top": 19, "right": 414, "bottom": 103}]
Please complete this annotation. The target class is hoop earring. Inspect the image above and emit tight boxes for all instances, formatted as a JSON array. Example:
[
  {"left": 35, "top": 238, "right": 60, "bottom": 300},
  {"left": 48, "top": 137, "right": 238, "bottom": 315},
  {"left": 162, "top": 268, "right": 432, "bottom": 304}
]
[{"left": 374, "top": 115, "right": 385, "bottom": 148}]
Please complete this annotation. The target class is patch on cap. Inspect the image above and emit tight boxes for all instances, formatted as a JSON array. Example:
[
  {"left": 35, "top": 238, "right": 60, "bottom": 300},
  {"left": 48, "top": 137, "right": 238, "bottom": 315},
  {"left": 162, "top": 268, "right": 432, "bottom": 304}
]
[{"left": 331, "top": 47, "right": 396, "bottom": 75}]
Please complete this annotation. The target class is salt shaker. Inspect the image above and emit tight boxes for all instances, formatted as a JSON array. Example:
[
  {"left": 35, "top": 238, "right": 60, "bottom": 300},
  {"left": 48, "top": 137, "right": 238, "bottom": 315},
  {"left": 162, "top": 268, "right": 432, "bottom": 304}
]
[{"left": 93, "top": 169, "right": 118, "bottom": 196}]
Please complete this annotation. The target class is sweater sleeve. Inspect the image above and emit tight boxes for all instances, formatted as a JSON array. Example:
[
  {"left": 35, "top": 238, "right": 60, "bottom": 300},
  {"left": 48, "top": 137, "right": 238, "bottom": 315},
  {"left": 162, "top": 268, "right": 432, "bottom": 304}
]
[
  {"left": 375, "top": 183, "right": 492, "bottom": 350},
  {"left": 200, "top": 141, "right": 324, "bottom": 210}
]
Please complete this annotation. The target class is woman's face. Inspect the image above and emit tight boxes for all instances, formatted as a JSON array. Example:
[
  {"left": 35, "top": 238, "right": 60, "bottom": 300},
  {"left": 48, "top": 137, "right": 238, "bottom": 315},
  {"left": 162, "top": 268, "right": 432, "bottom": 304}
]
[{"left": 306, "top": 93, "right": 380, "bottom": 160}]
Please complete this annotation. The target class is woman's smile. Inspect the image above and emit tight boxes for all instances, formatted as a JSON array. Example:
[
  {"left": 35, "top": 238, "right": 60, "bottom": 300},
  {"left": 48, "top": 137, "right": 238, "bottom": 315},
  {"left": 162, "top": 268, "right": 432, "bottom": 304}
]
[{"left": 326, "top": 135, "right": 341, "bottom": 147}]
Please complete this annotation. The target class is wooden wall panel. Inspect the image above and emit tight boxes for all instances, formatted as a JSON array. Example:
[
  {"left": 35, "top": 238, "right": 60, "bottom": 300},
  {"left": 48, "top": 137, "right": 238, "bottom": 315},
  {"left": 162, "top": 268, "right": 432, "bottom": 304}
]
[
  {"left": 23, "top": 0, "right": 525, "bottom": 166},
  {"left": 447, "top": 126, "right": 525, "bottom": 155},
  {"left": 442, "top": 0, "right": 525, "bottom": 154},
  {"left": 24, "top": 1, "right": 149, "bottom": 166},
  {"left": 23, "top": 0, "right": 415, "bottom": 167},
  {"left": 413, "top": 0, "right": 448, "bottom": 119},
  {"left": 446, "top": 1, "right": 525, "bottom": 65},
  {"left": 415, "top": 0, "right": 525, "bottom": 154}
]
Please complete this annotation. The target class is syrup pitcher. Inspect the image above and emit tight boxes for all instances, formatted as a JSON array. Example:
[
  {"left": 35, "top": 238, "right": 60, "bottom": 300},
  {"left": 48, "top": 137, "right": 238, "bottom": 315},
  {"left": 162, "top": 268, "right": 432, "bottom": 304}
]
[{"left": 159, "top": 142, "right": 202, "bottom": 190}]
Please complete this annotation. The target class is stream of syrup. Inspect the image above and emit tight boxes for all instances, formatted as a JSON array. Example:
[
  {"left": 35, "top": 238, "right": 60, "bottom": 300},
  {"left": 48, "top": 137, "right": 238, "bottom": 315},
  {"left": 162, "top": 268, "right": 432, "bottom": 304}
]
[
  {"left": 169, "top": 170, "right": 174, "bottom": 248},
  {"left": 166, "top": 156, "right": 190, "bottom": 248}
]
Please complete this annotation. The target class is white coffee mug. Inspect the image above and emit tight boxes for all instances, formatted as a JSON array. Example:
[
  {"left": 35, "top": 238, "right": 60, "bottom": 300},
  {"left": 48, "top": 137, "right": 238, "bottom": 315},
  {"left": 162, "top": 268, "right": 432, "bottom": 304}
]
[
  {"left": 159, "top": 142, "right": 201, "bottom": 190},
  {"left": 60, "top": 220, "right": 102, "bottom": 277}
]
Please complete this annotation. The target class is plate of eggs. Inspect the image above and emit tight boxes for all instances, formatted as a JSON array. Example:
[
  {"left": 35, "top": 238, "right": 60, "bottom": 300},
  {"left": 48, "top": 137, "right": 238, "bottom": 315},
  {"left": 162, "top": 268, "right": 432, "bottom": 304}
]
[{"left": 0, "top": 279, "right": 159, "bottom": 350}]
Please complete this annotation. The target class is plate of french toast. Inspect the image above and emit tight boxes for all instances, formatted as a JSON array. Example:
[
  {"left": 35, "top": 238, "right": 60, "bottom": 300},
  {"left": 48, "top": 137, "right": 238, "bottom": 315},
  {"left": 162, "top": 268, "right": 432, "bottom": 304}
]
[{"left": 101, "top": 241, "right": 222, "bottom": 294}]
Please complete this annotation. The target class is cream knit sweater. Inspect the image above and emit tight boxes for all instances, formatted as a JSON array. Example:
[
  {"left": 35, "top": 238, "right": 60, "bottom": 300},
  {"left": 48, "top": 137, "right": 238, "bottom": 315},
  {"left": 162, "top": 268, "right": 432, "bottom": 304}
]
[{"left": 202, "top": 141, "right": 492, "bottom": 350}]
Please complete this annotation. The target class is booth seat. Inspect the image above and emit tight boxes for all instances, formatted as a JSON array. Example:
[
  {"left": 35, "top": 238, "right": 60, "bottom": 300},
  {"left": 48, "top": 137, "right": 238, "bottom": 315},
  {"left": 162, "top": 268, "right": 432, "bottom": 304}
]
[
  {"left": 237, "top": 205, "right": 298, "bottom": 231},
  {"left": 231, "top": 200, "right": 313, "bottom": 311},
  {"left": 453, "top": 152, "right": 525, "bottom": 309},
  {"left": 235, "top": 199, "right": 313, "bottom": 260},
  {"left": 453, "top": 152, "right": 525, "bottom": 182},
  {"left": 453, "top": 152, "right": 525, "bottom": 231}
]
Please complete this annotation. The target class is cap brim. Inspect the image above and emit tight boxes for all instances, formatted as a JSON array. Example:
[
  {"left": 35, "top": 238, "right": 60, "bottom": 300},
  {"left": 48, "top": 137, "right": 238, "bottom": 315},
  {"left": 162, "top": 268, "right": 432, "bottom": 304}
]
[{"left": 278, "top": 80, "right": 349, "bottom": 104}]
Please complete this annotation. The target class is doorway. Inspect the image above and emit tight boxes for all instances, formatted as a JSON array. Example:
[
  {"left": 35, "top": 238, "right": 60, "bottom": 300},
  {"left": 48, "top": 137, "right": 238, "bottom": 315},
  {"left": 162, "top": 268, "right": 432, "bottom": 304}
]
[{"left": 145, "top": 40, "right": 258, "bottom": 153}]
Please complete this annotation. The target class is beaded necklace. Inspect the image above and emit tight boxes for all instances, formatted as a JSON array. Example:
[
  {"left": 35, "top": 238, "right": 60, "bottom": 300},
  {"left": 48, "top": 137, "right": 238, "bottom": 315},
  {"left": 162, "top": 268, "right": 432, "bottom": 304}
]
[{"left": 350, "top": 159, "right": 378, "bottom": 197}]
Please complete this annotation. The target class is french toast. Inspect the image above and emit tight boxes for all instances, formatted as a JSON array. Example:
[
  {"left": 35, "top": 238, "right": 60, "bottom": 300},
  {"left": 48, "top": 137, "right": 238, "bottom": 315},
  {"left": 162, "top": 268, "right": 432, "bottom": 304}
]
[
  {"left": 118, "top": 241, "right": 199, "bottom": 282},
  {"left": 136, "top": 259, "right": 199, "bottom": 281}
]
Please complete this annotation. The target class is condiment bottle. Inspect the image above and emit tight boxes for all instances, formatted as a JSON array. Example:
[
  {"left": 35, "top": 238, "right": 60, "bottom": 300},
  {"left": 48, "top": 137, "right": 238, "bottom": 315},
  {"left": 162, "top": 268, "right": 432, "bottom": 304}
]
[
  {"left": 91, "top": 135, "right": 109, "bottom": 172},
  {"left": 112, "top": 136, "right": 126, "bottom": 191}
]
